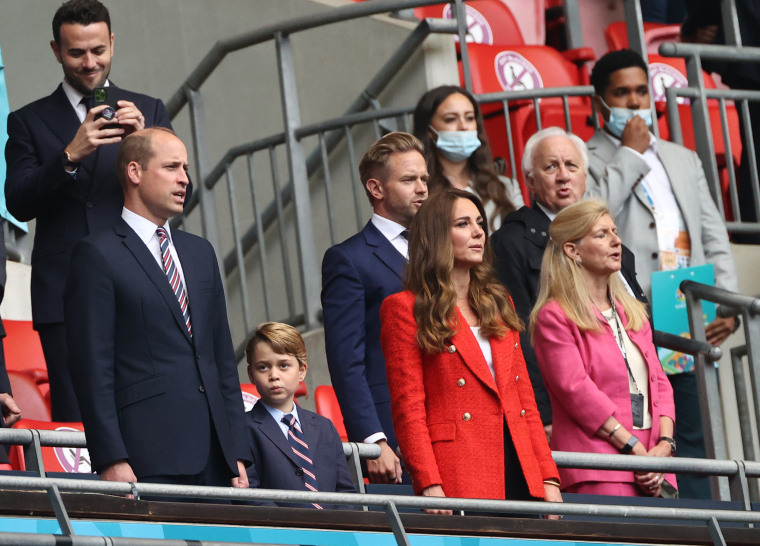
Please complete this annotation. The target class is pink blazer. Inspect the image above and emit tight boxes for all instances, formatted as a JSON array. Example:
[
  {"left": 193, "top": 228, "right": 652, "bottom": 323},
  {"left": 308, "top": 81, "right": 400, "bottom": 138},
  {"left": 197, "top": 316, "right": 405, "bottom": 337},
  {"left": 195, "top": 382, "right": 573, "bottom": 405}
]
[
  {"left": 533, "top": 300, "right": 676, "bottom": 489},
  {"left": 380, "top": 291, "right": 558, "bottom": 500}
]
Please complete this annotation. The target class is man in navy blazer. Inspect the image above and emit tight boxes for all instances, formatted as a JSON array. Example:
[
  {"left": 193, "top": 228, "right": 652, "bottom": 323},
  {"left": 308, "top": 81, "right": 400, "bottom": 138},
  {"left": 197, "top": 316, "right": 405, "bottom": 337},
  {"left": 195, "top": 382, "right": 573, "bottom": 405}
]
[
  {"left": 65, "top": 128, "right": 248, "bottom": 489},
  {"left": 321, "top": 132, "right": 428, "bottom": 484},
  {"left": 4, "top": 0, "right": 174, "bottom": 421}
]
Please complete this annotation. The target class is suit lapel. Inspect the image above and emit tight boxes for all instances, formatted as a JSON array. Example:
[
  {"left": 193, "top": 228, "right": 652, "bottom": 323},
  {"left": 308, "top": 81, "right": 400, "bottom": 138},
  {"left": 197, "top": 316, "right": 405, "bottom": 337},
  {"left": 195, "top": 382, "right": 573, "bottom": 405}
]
[
  {"left": 254, "top": 403, "right": 302, "bottom": 467},
  {"left": 490, "top": 335, "right": 514, "bottom": 400},
  {"left": 450, "top": 309, "right": 499, "bottom": 394},
  {"left": 114, "top": 220, "right": 192, "bottom": 343},
  {"left": 363, "top": 221, "right": 406, "bottom": 281}
]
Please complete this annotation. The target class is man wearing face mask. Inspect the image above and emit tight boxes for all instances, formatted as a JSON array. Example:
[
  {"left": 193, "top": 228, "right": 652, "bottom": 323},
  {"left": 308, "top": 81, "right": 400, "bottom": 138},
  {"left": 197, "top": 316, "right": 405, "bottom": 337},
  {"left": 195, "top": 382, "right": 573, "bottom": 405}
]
[{"left": 586, "top": 49, "right": 738, "bottom": 499}]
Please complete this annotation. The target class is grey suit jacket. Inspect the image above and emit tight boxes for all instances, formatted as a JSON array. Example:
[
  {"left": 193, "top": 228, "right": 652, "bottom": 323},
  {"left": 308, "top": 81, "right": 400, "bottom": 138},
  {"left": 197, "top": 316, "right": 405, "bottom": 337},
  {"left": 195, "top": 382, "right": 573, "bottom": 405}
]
[{"left": 585, "top": 130, "right": 738, "bottom": 297}]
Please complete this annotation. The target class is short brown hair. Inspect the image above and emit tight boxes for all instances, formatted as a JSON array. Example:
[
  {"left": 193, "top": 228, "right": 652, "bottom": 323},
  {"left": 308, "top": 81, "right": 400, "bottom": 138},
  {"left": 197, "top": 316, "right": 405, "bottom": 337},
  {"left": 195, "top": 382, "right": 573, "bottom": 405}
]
[
  {"left": 116, "top": 127, "right": 177, "bottom": 190},
  {"left": 358, "top": 132, "right": 424, "bottom": 204},
  {"left": 245, "top": 322, "right": 307, "bottom": 372}
]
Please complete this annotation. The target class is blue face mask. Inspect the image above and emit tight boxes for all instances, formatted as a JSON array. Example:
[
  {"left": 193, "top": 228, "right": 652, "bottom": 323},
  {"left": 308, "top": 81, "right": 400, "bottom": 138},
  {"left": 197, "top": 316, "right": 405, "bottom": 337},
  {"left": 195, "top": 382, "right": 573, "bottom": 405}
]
[
  {"left": 431, "top": 127, "right": 482, "bottom": 162},
  {"left": 599, "top": 97, "right": 653, "bottom": 138}
]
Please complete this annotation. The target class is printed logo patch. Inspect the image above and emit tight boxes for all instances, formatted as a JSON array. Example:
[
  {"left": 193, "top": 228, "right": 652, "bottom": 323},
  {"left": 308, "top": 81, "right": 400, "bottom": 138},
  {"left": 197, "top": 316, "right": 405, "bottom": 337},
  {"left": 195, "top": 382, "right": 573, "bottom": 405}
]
[{"left": 495, "top": 51, "right": 543, "bottom": 91}]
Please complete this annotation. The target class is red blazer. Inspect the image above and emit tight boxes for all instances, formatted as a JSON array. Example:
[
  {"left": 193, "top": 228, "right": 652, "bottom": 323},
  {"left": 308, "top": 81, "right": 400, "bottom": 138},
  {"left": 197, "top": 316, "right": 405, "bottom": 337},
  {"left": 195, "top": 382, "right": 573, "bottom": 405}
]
[
  {"left": 380, "top": 291, "right": 558, "bottom": 499},
  {"left": 533, "top": 300, "right": 676, "bottom": 489}
]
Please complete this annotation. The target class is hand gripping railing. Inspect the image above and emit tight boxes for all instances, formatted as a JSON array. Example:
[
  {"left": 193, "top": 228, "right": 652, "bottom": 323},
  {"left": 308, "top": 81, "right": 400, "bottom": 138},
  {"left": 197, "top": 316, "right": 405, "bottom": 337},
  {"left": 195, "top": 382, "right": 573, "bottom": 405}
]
[{"left": 680, "top": 280, "right": 760, "bottom": 501}]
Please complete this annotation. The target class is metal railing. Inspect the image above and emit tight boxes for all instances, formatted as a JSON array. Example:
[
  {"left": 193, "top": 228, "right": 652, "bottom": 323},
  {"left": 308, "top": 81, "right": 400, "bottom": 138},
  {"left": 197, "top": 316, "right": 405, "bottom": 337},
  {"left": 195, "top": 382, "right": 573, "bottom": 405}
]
[
  {"left": 680, "top": 280, "right": 760, "bottom": 501},
  {"left": 2, "top": 429, "right": 760, "bottom": 546},
  {"left": 658, "top": 42, "right": 760, "bottom": 235}
]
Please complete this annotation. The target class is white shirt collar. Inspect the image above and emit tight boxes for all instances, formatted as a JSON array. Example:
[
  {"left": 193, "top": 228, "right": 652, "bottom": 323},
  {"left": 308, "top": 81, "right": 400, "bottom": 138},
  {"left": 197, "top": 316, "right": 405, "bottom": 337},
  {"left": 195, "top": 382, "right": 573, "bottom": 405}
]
[
  {"left": 535, "top": 202, "right": 558, "bottom": 221},
  {"left": 371, "top": 213, "right": 407, "bottom": 240},
  {"left": 121, "top": 207, "right": 170, "bottom": 245},
  {"left": 261, "top": 401, "right": 300, "bottom": 427}
]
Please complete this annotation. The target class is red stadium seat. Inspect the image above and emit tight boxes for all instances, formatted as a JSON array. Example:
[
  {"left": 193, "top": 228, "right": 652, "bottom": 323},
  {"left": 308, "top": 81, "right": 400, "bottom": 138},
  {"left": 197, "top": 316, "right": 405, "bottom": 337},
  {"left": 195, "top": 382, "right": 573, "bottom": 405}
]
[
  {"left": 9, "top": 420, "right": 89, "bottom": 473},
  {"left": 414, "top": 1, "right": 524, "bottom": 45},
  {"left": 8, "top": 371, "right": 51, "bottom": 422},
  {"left": 466, "top": 43, "right": 596, "bottom": 201},
  {"left": 240, "top": 383, "right": 260, "bottom": 412},
  {"left": 416, "top": 1, "right": 594, "bottom": 82},
  {"left": 605, "top": 21, "right": 681, "bottom": 56},
  {"left": 3, "top": 320, "right": 50, "bottom": 403},
  {"left": 314, "top": 385, "right": 348, "bottom": 442}
]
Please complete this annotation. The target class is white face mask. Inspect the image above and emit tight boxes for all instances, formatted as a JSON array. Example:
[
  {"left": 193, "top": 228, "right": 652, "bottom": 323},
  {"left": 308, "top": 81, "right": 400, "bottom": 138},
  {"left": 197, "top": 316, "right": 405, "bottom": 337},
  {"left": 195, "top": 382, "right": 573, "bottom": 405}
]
[
  {"left": 598, "top": 96, "right": 653, "bottom": 138},
  {"left": 430, "top": 126, "right": 482, "bottom": 162}
]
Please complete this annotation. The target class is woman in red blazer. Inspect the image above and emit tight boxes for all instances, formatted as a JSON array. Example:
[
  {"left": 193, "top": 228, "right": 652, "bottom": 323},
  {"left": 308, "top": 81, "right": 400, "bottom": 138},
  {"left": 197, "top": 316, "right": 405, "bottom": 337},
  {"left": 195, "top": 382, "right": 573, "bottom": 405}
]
[
  {"left": 380, "top": 189, "right": 561, "bottom": 515},
  {"left": 531, "top": 199, "right": 676, "bottom": 497}
]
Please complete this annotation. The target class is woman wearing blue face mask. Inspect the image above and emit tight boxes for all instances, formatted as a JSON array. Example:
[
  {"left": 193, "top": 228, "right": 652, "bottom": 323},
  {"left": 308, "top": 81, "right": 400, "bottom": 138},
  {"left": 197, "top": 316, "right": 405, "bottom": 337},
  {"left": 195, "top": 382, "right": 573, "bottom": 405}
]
[{"left": 413, "top": 86, "right": 523, "bottom": 230}]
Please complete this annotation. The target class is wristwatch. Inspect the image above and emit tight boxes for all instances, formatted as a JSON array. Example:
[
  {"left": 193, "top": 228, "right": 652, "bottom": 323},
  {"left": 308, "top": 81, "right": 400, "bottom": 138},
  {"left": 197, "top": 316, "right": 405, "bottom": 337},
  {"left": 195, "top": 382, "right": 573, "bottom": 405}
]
[
  {"left": 62, "top": 150, "right": 78, "bottom": 172},
  {"left": 658, "top": 436, "right": 677, "bottom": 455}
]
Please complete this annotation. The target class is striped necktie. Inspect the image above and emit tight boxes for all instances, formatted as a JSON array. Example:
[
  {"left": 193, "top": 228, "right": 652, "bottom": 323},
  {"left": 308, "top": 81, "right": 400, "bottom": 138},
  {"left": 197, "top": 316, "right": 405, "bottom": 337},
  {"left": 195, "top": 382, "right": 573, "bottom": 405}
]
[
  {"left": 282, "top": 413, "right": 322, "bottom": 509},
  {"left": 156, "top": 227, "right": 192, "bottom": 336}
]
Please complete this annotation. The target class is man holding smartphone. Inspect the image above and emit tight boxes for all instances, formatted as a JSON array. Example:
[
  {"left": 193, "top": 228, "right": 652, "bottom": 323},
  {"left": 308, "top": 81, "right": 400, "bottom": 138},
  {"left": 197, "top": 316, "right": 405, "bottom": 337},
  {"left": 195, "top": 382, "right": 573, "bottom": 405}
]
[{"left": 4, "top": 0, "right": 175, "bottom": 421}]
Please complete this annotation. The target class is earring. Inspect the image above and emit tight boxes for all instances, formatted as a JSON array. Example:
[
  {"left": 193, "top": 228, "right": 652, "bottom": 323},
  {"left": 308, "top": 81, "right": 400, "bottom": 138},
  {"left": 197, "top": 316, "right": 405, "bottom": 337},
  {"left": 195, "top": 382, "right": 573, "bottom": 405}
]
[{"left": 575, "top": 257, "right": 582, "bottom": 267}]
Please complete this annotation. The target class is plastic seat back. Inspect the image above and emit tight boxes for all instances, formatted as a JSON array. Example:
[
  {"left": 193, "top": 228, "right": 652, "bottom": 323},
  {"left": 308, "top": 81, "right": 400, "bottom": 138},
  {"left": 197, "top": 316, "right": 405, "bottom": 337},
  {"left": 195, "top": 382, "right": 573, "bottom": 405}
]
[
  {"left": 240, "top": 383, "right": 260, "bottom": 412},
  {"left": 314, "top": 385, "right": 348, "bottom": 442},
  {"left": 605, "top": 21, "right": 681, "bottom": 55},
  {"left": 10, "top": 419, "right": 89, "bottom": 473},
  {"left": 415, "top": 0, "right": 524, "bottom": 45},
  {"left": 3, "top": 320, "right": 45, "bottom": 373},
  {"left": 8, "top": 371, "right": 51, "bottom": 422}
]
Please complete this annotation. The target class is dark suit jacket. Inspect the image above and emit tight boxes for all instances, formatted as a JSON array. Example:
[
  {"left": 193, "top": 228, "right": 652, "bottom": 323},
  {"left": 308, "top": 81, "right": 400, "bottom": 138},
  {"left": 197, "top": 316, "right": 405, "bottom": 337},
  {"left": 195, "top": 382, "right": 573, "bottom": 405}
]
[
  {"left": 245, "top": 402, "right": 356, "bottom": 509},
  {"left": 64, "top": 219, "right": 247, "bottom": 478},
  {"left": 5, "top": 84, "right": 172, "bottom": 328},
  {"left": 491, "top": 205, "right": 648, "bottom": 425},
  {"left": 321, "top": 220, "right": 405, "bottom": 448}
]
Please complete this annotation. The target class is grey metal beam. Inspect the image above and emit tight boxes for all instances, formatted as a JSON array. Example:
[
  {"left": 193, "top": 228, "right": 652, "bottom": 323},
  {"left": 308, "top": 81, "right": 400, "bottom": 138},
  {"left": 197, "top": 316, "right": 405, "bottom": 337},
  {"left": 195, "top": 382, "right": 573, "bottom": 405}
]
[
  {"left": 275, "top": 32, "right": 321, "bottom": 330},
  {"left": 562, "top": 0, "right": 584, "bottom": 51}
]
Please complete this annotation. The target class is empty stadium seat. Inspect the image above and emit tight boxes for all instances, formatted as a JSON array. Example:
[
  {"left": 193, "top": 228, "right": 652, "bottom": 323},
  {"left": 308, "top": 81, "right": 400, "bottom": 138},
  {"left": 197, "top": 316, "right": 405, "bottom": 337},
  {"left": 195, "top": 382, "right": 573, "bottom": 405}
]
[
  {"left": 3, "top": 319, "right": 50, "bottom": 403},
  {"left": 9, "top": 420, "right": 89, "bottom": 474},
  {"left": 240, "top": 383, "right": 260, "bottom": 412},
  {"left": 8, "top": 371, "right": 51, "bottom": 422},
  {"left": 314, "top": 385, "right": 348, "bottom": 442},
  {"left": 415, "top": 1, "right": 594, "bottom": 82},
  {"left": 605, "top": 21, "right": 681, "bottom": 56}
]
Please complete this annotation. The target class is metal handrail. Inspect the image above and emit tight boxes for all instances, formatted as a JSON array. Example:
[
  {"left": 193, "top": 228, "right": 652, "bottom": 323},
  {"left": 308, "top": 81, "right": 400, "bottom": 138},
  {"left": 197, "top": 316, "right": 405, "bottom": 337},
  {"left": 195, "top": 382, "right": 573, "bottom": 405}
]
[{"left": 165, "top": 0, "right": 454, "bottom": 118}]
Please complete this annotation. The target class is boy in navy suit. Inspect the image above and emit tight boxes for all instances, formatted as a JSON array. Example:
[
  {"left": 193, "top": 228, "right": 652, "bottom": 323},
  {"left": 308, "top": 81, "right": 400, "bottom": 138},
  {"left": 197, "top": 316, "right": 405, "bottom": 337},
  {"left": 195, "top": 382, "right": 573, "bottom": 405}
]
[{"left": 244, "top": 322, "right": 356, "bottom": 509}]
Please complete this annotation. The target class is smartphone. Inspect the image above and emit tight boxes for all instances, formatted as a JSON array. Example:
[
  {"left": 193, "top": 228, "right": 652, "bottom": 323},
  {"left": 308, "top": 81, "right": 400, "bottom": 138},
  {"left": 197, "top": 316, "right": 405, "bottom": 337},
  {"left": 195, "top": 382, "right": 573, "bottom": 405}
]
[{"left": 93, "top": 86, "right": 126, "bottom": 128}]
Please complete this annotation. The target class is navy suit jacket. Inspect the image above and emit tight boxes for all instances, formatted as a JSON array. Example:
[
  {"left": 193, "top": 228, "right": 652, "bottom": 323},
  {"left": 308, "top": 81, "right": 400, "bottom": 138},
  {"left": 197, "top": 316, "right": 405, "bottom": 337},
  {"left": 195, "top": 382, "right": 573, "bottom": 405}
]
[
  {"left": 245, "top": 402, "right": 356, "bottom": 509},
  {"left": 491, "top": 205, "right": 648, "bottom": 425},
  {"left": 64, "top": 218, "right": 247, "bottom": 478},
  {"left": 5, "top": 84, "right": 172, "bottom": 327},
  {"left": 321, "top": 220, "right": 405, "bottom": 448}
]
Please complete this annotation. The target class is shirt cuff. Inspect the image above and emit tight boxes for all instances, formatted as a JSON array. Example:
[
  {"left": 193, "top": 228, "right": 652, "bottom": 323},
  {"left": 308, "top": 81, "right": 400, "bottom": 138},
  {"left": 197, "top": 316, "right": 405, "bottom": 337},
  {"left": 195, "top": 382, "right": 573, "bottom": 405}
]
[{"left": 363, "top": 432, "right": 387, "bottom": 444}]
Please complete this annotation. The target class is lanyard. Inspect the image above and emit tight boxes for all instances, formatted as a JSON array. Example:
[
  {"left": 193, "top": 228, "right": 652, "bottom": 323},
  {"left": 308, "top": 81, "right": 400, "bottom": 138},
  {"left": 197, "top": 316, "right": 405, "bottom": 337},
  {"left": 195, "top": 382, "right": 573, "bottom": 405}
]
[{"left": 607, "top": 295, "right": 642, "bottom": 396}]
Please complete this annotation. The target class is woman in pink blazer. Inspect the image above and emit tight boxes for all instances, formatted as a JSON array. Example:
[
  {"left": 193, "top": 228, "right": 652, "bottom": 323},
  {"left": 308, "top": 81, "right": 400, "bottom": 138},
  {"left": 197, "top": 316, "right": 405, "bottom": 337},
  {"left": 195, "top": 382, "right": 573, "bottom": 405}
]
[
  {"left": 380, "top": 189, "right": 561, "bottom": 515},
  {"left": 531, "top": 199, "right": 676, "bottom": 497}
]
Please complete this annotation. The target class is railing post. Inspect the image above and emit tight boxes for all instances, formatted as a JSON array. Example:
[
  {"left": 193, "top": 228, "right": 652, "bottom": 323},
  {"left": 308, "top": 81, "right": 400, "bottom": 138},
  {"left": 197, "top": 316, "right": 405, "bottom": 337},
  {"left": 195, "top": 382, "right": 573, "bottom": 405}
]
[
  {"left": 623, "top": 0, "right": 647, "bottom": 63},
  {"left": 275, "top": 32, "right": 321, "bottom": 330},
  {"left": 185, "top": 86, "right": 223, "bottom": 259},
  {"left": 452, "top": 0, "right": 472, "bottom": 93},
  {"left": 682, "top": 54, "right": 723, "bottom": 208},
  {"left": 683, "top": 288, "right": 731, "bottom": 500}
]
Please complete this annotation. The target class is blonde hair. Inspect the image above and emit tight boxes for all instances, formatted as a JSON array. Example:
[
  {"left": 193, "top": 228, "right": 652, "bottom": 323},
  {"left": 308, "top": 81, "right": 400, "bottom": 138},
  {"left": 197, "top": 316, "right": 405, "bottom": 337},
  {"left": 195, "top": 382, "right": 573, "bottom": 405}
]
[
  {"left": 406, "top": 189, "right": 523, "bottom": 353},
  {"left": 529, "top": 198, "right": 648, "bottom": 338},
  {"left": 245, "top": 322, "right": 307, "bottom": 370}
]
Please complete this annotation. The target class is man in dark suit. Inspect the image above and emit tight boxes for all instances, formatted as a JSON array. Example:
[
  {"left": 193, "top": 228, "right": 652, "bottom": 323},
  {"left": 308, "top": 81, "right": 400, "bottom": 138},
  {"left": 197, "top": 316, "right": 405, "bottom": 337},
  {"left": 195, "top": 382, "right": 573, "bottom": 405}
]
[
  {"left": 65, "top": 127, "right": 247, "bottom": 490},
  {"left": 492, "top": 127, "right": 647, "bottom": 440},
  {"left": 4, "top": 0, "right": 173, "bottom": 421},
  {"left": 321, "top": 132, "right": 428, "bottom": 484}
]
